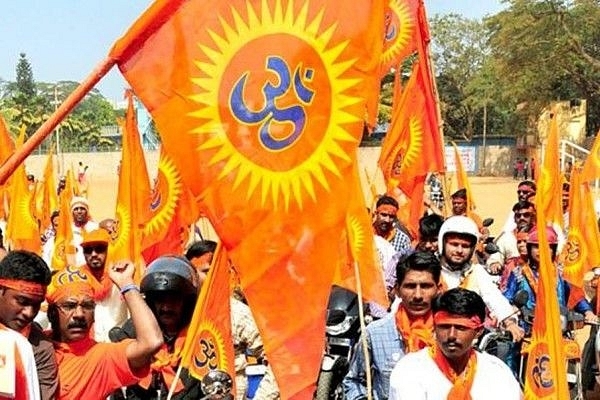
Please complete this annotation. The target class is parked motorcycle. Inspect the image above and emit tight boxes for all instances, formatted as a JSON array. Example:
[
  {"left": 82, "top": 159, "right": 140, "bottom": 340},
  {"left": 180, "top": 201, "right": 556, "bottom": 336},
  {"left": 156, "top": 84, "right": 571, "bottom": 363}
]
[{"left": 314, "top": 285, "right": 362, "bottom": 400}]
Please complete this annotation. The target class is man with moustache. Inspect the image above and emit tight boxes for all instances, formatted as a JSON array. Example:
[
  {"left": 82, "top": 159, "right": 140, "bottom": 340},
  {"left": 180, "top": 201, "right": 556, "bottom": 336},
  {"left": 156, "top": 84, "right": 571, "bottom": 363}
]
[
  {"left": 389, "top": 288, "right": 522, "bottom": 399},
  {"left": 46, "top": 260, "right": 163, "bottom": 400},
  {"left": 344, "top": 251, "right": 441, "bottom": 400},
  {"left": 372, "top": 195, "right": 412, "bottom": 257}
]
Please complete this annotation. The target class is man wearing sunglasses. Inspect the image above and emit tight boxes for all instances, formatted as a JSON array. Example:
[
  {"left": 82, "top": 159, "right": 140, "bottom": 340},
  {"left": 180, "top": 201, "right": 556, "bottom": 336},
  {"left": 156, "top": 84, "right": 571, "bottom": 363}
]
[
  {"left": 500, "top": 181, "right": 536, "bottom": 233},
  {"left": 486, "top": 201, "right": 535, "bottom": 276},
  {"left": 78, "top": 229, "right": 128, "bottom": 342}
]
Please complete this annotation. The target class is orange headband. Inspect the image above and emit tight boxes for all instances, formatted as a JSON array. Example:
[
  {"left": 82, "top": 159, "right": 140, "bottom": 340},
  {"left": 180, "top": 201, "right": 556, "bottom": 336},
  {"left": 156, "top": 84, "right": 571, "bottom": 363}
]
[
  {"left": 46, "top": 282, "right": 94, "bottom": 304},
  {"left": 433, "top": 311, "right": 483, "bottom": 330},
  {"left": 0, "top": 278, "right": 46, "bottom": 297}
]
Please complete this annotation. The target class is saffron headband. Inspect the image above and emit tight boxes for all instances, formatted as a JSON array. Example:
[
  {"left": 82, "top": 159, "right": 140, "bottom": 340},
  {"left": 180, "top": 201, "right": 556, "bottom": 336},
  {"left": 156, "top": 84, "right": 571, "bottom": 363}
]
[
  {"left": 0, "top": 278, "right": 46, "bottom": 297},
  {"left": 433, "top": 311, "right": 483, "bottom": 330}
]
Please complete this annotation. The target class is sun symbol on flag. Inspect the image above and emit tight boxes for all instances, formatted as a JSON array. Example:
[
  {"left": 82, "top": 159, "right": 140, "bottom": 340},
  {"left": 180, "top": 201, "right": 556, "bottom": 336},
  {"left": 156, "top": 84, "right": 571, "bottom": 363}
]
[
  {"left": 143, "top": 155, "right": 182, "bottom": 240},
  {"left": 346, "top": 214, "right": 368, "bottom": 260},
  {"left": 112, "top": 204, "right": 131, "bottom": 253},
  {"left": 381, "top": 0, "right": 416, "bottom": 69},
  {"left": 189, "top": 0, "right": 363, "bottom": 210},
  {"left": 400, "top": 116, "right": 423, "bottom": 171},
  {"left": 192, "top": 321, "right": 229, "bottom": 374}
]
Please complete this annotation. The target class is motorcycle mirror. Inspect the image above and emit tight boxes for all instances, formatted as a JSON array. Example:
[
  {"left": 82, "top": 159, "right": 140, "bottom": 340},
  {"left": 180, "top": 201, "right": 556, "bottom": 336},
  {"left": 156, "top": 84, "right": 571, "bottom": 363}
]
[
  {"left": 482, "top": 218, "right": 494, "bottom": 227},
  {"left": 200, "top": 370, "right": 233, "bottom": 397},
  {"left": 514, "top": 290, "right": 529, "bottom": 308}
]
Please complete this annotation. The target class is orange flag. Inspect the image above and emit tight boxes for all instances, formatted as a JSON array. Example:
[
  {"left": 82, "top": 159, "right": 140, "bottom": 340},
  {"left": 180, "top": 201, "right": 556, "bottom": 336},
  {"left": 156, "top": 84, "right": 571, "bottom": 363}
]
[
  {"left": 51, "top": 177, "right": 76, "bottom": 270},
  {"left": 180, "top": 243, "right": 236, "bottom": 384},
  {"left": 537, "top": 110, "right": 563, "bottom": 229},
  {"left": 524, "top": 193, "right": 569, "bottom": 398},
  {"left": 335, "top": 163, "right": 388, "bottom": 306},
  {"left": 141, "top": 149, "right": 199, "bottom": 263},
  {"left": 381, "top": 0, "right": 418, "bottom": 75},
  {"left": 39, "top": 149, "right": 59, "bottom": 230},
  {"left": 379, "top": 60, "right": 443, "bottom": 199},
  {"left": 111, "top": 91, "right": 152, "bottom": 279},
  {"left": 562, "top": 166, "right": 600, "bottom": 286},
  {"left": 112, "top": 0, "right": 385, "bottom": 397},
  {"left": 452, "top": 142, "right": 476, "bottom": 212},
  {"left": 581, "top": 127, "right": 600, "bottom": 183},
  {"left": 5, "top": 127, "right": 40, "bottom": 253},
  {"left": 0, "top": 116, "right": 15, "bottom": 221}
]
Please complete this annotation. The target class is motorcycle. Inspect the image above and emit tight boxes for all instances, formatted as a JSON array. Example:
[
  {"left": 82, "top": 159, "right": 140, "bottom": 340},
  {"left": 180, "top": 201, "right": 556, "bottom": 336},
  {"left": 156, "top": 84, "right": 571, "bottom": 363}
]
[
  {"left": 478, "top": 290, "right": 588, "bottom": 399},
  {"left": 314, "top": 285, "right": 362, "bottom": 400}
]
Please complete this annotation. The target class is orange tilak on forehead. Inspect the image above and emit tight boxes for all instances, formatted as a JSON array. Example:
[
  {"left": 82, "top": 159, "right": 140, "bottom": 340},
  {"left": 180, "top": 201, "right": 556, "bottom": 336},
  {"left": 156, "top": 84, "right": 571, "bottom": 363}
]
[{"left": 377, "top": 204, "right": 397, "bottom": 215}]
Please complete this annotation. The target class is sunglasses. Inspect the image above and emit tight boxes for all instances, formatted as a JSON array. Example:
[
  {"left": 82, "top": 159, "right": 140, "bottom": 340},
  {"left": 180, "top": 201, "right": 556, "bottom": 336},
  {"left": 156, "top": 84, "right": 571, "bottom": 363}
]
[
  {"left": 515, "top": 211, "right": 532, "bottom": 218},
  {"left": 517, "top": 239, "right": 528, "bottom": 244},
  {"left": 82, "top": 244, "right": 108, "bottom": 254}
]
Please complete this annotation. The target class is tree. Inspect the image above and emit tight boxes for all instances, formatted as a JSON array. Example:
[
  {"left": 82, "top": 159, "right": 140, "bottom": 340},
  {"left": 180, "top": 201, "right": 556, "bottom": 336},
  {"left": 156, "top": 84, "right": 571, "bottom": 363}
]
[
  {"left": 15, "top": 53, "right": 35, "bottom": 97},
  {"left": 486, "top": 0, "right": 600, "bottom": 136}
]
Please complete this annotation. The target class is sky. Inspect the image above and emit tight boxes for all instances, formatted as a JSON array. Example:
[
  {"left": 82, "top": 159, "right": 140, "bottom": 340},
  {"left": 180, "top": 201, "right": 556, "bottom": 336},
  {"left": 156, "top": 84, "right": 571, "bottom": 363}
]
[{"left": 0, "top": 0, "right": 505, "bottom": 104}]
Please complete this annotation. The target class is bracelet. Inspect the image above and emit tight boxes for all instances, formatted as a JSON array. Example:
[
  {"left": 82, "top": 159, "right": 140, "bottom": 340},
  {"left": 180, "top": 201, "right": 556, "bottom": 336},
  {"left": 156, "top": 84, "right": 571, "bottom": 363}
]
[{"left": 120, "top": 283, "right": 139, "bottom": 295}]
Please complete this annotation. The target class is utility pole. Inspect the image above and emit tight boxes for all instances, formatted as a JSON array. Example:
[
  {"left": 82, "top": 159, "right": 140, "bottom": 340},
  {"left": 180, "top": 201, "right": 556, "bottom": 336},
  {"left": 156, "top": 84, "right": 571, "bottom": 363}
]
[
  {"left": 53, "top": 85, "right": 64, "bottom": 175},
  {"left": 482, "top": 103, "right": 487, "bottom": 175}
]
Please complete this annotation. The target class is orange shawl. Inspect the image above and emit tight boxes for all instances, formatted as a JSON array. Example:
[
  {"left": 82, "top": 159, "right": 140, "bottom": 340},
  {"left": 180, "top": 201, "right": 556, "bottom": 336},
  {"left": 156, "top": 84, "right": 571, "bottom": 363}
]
[
  {"left": 138, "top": 328, "right": 188, "bottom": 393},
  {"left": 429, "top": 344, "right": 477, "bottom": 400},
  {"left": 80, "top": 265, "right": 113, "bottom": 301},
  {"left": 395, "top": 305, "right": 435, "bottom": 353}
]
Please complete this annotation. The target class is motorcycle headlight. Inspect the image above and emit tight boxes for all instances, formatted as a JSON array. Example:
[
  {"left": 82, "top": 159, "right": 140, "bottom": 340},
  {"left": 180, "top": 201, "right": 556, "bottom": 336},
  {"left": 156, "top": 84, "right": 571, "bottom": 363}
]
[{"left": 326, "top": 316, "right": 355, "bottom": 336}]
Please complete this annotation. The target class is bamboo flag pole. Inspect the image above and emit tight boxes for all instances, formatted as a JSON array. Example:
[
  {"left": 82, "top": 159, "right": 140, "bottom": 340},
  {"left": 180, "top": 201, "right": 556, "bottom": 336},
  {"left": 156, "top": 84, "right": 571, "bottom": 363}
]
[{"left": 0, "top": 57, "right": 116, "bottom": 185}]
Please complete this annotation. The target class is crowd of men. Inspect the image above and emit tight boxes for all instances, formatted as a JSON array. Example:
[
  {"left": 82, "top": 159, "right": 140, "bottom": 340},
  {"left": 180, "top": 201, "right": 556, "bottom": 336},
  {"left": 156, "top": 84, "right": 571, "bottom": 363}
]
[
  {"left": 342, "top": 179, "right": 598, "bottom": 399},
  {"left": 1, "top": 173, "right": 598, "bottom": 399},
  {"left": 0, "top": 195, "right": 280, "bottom": 399}
]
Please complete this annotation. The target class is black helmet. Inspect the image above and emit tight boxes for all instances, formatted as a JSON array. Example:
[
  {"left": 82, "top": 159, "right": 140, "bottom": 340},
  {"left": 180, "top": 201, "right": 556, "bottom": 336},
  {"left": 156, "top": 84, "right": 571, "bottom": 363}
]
[{"left": 140, "top": 255, "right": 198, "bottom": 297}]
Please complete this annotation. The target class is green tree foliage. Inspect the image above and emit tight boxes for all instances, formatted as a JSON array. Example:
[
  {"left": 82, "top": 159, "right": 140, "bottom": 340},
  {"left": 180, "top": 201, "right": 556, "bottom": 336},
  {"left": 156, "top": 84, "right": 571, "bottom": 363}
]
[
  {"left": 486, "top": 0, "right": 600, "bottom": 136},
  {"left": 0, "top": 54, "right": 119, "bottom": 151}
]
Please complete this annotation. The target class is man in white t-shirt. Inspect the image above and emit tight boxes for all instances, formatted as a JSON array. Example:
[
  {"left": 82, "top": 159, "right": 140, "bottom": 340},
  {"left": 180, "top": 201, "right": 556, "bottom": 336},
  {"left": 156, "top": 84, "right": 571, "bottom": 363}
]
[
  {"left": 389, "top": 288, "right": 522, "bottom": 400},
  {"left": 0, "top": 323, "right": 41, "bottom": 400},
  {"left": 70, "top": 196, "right": 99, "bottom": 266}
]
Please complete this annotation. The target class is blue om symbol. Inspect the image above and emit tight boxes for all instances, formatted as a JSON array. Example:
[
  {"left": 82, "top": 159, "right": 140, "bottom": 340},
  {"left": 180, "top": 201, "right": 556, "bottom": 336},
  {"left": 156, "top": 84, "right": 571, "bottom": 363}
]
[
  {"left": 57, "top": 265, "right": 89, "bottom": 285},
  {"left": 230, "top": 56, "right": 315, "bottom": 151}
]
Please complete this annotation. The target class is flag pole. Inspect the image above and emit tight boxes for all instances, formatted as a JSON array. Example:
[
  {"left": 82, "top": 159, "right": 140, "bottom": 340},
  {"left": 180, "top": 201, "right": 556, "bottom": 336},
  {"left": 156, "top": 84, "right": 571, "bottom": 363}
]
[{"left": 0, "top": 56, "right": 117, "bottom": 185}]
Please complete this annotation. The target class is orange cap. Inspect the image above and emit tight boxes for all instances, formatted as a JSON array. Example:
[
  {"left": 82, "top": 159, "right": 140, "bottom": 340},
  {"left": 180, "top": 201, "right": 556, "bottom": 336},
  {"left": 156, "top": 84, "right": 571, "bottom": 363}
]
[{"left": 81, "top": 229, "right": 110, "bottom": 247}]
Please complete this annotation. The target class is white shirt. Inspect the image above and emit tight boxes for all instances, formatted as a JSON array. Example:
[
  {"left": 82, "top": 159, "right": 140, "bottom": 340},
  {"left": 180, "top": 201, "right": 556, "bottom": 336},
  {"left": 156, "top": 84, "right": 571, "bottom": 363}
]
[
  {"left": 0, "top": 327, "right": 41, "bottom": 400},
  {"left": 93, "top": 284, "right": 128, "bottom": 342},
  {"left": 442, "top": 263, "right": 514, "bottom": 321},
  {"left": 388, "top": 348, "right": 522, "bottom": 400},
  {"left": 71, "top": 219, "right": 99, "bottom": 266}
]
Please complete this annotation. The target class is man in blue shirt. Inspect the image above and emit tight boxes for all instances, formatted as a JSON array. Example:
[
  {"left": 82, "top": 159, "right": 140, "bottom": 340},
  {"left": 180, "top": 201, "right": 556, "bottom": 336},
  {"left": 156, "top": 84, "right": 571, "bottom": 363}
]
[{"left": 343, "top": 251, "right": 441, "bottom": 400}]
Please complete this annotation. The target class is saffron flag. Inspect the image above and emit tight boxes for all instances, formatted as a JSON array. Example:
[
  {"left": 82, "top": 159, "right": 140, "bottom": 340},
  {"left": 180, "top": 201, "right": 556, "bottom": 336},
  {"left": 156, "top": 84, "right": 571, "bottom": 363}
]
[
  {"left": 52, "top": 176, "right": 76, "bottom": 271},
  {"left": 452, "top": 142, "right": 476, "bottom": 212},
  {"left": 536, "top": 110, "right": 563, "bottom": 230},
  {"left": 5, "top": 127, "right": 40, "bottom": 253},
  {"left": 334, "top": 162, "right": 388, "bottom": 306},
  {"left": 111, "top": 91, "right": 152, "bottom": 280},
  {"left": 381, "top": 0, "right": 418, "bottom": 75},
  {"left": 379, "top": 60, "right": 442, "bottom": 198},
  {"left": 39, "top": 149, "right": 58, "bottom": 230},
  {"left": 0, "top": 117, "right": 15, "bottom": 221},
  {"left": 112, "top": 0, "right": 385, "bottom": 397},
  {"left": 180, "top": 244, "right": 236, "bottom": 385},
  {"left": 562, "top": 166, "right": 600, "bottom": 286},
  {"left": 524, "top": 164, "right": 569, "bottom": 399},
  {"left": 581, "top": 128, "right": 600, "bottom": 183},
  {"left": 141, "top": 149, "right": 199, "bottom": 263}
]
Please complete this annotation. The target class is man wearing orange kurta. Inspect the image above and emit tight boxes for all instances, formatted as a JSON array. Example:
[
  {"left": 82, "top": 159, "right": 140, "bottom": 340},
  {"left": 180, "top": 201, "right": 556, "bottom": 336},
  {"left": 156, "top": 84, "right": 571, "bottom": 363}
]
[{"left": 47, "top": 259, "right": 163, "bottom": 400}]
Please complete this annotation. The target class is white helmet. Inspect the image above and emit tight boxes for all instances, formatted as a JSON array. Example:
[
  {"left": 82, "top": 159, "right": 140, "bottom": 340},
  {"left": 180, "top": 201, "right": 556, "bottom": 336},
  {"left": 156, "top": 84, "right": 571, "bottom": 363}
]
[{"left": 438, "top": 215, "right": 480, "bottom": 255}]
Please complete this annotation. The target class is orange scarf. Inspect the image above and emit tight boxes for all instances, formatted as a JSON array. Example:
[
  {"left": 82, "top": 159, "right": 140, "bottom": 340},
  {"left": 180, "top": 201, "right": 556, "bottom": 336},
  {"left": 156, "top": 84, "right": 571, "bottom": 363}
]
[
  {"left": 439, "top": 266, "right": 472, "bottom": 293},
  {"left": 139, "top": 328, "right": 188, "bottom": 393},
  {"left": 520, "top": 264, "right": 538, "bottom": 297},
  {"left": 80, "top": 265, "right": 113, "bottom": 301},
  {"left": 429, "top": 344, "right": 477, "bottom": 400},
  {"left": 395, "top": 306, "right": 435, "bottom": 353}
]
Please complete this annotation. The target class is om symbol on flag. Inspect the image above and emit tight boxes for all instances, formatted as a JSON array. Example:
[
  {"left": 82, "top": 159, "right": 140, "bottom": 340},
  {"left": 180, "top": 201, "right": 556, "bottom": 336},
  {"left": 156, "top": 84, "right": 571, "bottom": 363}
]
[{"left": 230, "top": 56, "right": 315, "bottom": 151}]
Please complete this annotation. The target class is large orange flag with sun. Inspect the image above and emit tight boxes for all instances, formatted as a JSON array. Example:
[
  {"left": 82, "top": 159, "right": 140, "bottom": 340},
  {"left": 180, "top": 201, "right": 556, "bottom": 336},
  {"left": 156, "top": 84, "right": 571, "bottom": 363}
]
[
  {"left": 537, "top": 110, "right": 563, "bottom": 230},
  {"left": 111, "top": 0, "right": 385, "bottom": 397},
  {"left": 0, "top": 117, "right": 15, "bottom": 221}
]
